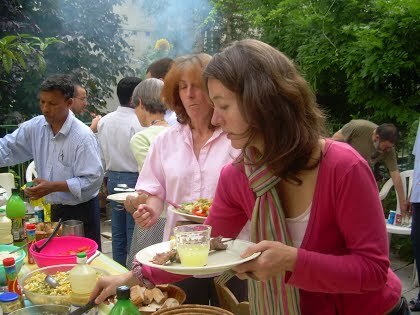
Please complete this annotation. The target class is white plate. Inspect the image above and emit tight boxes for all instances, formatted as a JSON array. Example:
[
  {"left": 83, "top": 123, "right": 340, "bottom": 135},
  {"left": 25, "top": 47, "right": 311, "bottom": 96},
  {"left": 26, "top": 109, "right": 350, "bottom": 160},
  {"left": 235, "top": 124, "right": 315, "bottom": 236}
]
[
  {"left": 107, "top": 192, "right": 138, "bottom": 203},
  {"left": 114, "top": 187, "right": 135, "bottom": 192},
  {"left": 136, "top": 239, "right": 260, "bottom": 276},
  {"left": 168, "top": 205, "right": 206, "bottom": 223}
]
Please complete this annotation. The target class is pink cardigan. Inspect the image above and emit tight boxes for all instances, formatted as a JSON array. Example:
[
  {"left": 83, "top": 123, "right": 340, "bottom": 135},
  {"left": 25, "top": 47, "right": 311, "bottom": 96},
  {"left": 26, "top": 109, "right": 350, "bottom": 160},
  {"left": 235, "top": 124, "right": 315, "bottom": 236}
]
[{"left": 142, "top": 140, "right": 401, "bottom": 314}]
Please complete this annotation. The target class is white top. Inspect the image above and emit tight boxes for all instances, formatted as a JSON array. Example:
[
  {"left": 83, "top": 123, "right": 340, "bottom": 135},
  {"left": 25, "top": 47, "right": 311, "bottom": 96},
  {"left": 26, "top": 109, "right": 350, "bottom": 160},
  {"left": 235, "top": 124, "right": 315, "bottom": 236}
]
[
  {"left": 285, "top": 203, "right": 311, "bottom": 248},
  {"left": 164, "top": 110, "right": 178, "bottom": 126},
  {"left": 411, "top": 121, "right": 420, "bottom": 203},
  {"left": 97, "top": 106, "right": 144, "bottom": 172}
]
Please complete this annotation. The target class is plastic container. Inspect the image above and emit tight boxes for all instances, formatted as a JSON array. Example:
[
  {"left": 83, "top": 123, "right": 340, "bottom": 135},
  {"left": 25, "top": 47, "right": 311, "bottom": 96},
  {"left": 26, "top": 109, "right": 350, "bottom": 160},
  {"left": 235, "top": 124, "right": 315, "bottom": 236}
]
[
  {"left": 5, "top": 190, "right": 25, "bottom": 244},
  {"left": 3, "top": 258, "right": 21, "bottom": 296},
  {"left": 18, "top": 264, "right": 109, "bottom": 306},
  {"left": 69, "top": 252, "right": 96, "bottom": 313},
  {"left": 29, "top": 236, "right": 97, "bottom": 267},
  {"left": 0, "top": 292, "right": 22, "bottom": 314},
  {"left": 25, "top": 224, "right": 36, "bottom": 265},
  {"left": 8, "top": 304, "right": 70, "bottom": 315},
  {"left": 109, "top": 286, "right": 140, "bottom": 315},
  {"left": 33, "top": 207, "right": 44, "bottom": 224},
  {"left": 0, "top": 209, "right": 13, "bottom": 245}
]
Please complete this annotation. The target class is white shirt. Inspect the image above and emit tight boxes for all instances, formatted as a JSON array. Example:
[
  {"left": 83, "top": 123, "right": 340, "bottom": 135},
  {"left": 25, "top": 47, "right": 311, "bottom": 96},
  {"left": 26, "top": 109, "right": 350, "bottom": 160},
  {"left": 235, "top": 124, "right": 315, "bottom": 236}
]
[
  {"left": 411, "top": 121, "right": 420, "bottom": 203},
  {"left": 97, "top": 106, "right": 144, "bottom": 172},
  {"left": 0, "top": 114, "right": 103, "bottom": 205}
]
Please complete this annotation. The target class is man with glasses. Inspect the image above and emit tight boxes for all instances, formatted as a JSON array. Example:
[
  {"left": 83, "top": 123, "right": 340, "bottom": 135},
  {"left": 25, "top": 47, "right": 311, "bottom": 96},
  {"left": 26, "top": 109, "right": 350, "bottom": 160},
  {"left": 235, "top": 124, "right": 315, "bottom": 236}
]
[
  {"left": 0, "top": 74, "right": 104, "bottom": 249},
  {"left": 71, "top": 83, "right": 102, "bottom": 132},
  {"left": 333, "top": 120, "right": 407, "bottom": 215}
]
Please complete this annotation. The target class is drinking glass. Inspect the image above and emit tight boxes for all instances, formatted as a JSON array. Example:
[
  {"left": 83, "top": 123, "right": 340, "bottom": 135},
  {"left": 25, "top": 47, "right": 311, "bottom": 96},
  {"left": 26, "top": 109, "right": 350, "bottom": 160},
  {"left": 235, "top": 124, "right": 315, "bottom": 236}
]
[
  {"left": 62, "top": 220, "right": 84, "bottom": 237},
  {"left": 173, "top": 224, "right": 211, "bottom": 267}
]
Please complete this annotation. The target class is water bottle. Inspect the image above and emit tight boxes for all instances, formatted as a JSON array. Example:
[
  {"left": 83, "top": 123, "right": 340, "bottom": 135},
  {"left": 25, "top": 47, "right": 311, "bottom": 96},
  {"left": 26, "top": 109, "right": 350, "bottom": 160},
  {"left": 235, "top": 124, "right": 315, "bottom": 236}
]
[
  {"left": 109, "top": 286, "right": 140, "bottom": 315},
  {"left": 69, "top": 252, "right": 97, "bottom": 314},
  {"left": 5, "top": 189, "right": 25, "bottom": 245}
]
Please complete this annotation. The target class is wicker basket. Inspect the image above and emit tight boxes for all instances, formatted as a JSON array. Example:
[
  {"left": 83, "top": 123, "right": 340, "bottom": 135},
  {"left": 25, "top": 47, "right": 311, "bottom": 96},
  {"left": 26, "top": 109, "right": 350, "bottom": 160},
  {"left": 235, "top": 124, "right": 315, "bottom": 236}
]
[
  {"left": 151, "top": 304, "right": 234, "bottom": 315},
  {"left": 139, "top": 284, "right": 186, "bottom": 315}
]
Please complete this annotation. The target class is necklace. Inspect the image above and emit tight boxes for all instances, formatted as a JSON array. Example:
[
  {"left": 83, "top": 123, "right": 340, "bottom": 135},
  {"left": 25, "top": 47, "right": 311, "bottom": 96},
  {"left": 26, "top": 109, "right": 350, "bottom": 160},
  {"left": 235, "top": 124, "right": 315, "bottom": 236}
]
[{"left": 151, "top": 119, "right": 164, "bottom": 126}]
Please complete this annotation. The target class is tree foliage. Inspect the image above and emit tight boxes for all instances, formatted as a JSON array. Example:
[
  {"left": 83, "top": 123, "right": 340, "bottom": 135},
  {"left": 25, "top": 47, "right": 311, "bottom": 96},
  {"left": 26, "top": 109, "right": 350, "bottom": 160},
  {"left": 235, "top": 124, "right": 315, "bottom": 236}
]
[
  {"left": 208, "top": 0, "right": 419, "bottom": 130},
  {"left": 0, "top": 0, "right": 134, "bottom": 124}
]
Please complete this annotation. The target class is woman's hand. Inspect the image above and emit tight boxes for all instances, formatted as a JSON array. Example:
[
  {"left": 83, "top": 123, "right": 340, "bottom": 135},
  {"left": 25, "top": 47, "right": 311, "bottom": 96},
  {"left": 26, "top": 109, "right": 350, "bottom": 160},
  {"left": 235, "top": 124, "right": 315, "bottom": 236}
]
[
  {"left": 124, "top": 194, "right": 140, "bottom": 215},
  {"left": 133, "top": 204, "right": 158, "bottom": 229},
  {"left": 232, "top": 240, "right": 298, "bottom": 281},
  {"left": 90, "top": 272, "right": 136, "bottom": 304}
]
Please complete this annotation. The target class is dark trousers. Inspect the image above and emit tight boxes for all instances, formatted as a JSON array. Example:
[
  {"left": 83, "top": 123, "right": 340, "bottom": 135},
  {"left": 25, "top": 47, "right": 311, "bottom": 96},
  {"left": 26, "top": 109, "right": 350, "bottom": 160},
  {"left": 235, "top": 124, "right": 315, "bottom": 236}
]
[
  {"left": 51, "top": 196, "right": 101, "bottom": 251},
  {"left": 174, "top": 276, "right": 248, "bottom": 306},
  {"left": 411, "top": 202, "right": 420, "bottom": 300}
]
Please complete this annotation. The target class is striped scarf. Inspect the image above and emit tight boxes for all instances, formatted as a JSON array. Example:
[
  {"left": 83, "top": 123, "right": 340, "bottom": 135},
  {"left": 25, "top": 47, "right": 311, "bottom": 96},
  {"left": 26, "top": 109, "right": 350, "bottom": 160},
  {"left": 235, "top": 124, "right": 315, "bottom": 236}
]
[{"left": 216, "top": 148, "right": 301, "bottom": 314}]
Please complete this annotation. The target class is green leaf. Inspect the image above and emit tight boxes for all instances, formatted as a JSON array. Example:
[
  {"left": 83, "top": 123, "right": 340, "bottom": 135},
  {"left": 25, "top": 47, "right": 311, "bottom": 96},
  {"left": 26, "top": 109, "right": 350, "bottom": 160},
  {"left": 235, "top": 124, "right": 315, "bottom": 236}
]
[{"left": 2, "top": 53, "right": 13, "bottom": 73}]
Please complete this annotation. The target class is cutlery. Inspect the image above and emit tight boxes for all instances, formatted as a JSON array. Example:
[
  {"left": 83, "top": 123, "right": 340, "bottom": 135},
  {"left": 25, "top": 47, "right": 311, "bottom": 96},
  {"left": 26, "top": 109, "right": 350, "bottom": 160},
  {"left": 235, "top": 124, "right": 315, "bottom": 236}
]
[
  {"left": 32, "top": 218, "right": 62, "bottom": 253},
  {"left": 9, "top": 240, "right": 33, "bottom": 254},
  {"left": 86, "top": 250, "right": 101, "bottom": 264},
  {"left": 165, "top": 200, "right": 182, "bottom": 209},
  {"left": 67, "top": 299, "right": 97, "bottom": 315},
  {"left": 45, "top": 274, "right": 59, "bottom": 288}
]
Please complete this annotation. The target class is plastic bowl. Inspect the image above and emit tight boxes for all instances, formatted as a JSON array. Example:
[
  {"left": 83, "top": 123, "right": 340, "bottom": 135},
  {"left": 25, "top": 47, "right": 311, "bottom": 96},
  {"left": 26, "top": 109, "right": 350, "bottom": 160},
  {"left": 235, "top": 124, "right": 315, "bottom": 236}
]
[
  {"left": 29, "top": 236, "right": 98, "bottom": 267},
  {"left": 9, "top": 304, "right": 70, "bottom": 314},
  {"left": 0, "top": 244, "right": 26, "bottom": 286},
  {"left": 19, "top": 264, "right": 109, "bottom": 306}
]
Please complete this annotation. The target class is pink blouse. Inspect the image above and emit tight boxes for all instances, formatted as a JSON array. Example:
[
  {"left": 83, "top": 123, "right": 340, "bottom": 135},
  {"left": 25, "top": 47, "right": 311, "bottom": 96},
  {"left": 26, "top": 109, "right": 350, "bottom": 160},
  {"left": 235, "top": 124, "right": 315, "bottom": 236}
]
[{"left": 136, "top": 123, "right": 239, "bottom": 241}]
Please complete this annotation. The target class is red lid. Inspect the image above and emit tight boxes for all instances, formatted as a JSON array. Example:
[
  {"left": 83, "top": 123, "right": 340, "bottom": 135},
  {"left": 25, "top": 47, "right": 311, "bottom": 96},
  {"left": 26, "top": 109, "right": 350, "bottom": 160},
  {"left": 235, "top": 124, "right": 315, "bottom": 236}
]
[
  {"left": 3, "top": 257, "right": 15, "bottom": 266},
  {"left": 26, "top": 223, "right": 36, "bottom": 229}
]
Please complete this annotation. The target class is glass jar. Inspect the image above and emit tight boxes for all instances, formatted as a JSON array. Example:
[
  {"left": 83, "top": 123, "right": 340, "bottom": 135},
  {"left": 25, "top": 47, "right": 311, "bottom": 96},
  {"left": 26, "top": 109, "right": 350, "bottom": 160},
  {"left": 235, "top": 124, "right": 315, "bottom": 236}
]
[{"left": 0, "top": 292, "right": 22, "bottom": 314}]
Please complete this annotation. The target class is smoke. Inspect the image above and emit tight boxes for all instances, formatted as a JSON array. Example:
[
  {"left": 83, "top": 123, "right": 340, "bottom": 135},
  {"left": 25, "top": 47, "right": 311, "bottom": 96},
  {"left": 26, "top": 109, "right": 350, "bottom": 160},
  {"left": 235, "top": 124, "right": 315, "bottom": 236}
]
[{"left": 140, "top": 0, "right": 213, "bottom": 55}]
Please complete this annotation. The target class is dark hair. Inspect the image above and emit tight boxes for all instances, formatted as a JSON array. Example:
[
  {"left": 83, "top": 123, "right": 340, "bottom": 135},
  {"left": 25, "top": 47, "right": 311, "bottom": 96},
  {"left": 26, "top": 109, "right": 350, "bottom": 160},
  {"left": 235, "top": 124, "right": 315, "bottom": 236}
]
[
  {"left": 40, "top": 74, "right": 74, "bottom": 99},
  {"left": 146, "top": 58, "right": 174, "bottom": 79},
  {"left": 162, "top": 54, "right": 212, "bottom": 126},
  {"left": 132, "top": 78, "right": 166, "bottom": 114},
  {"left": 117, "top": 77, "right": 142, "bottom": 107},
  {"left": 203, "top": 39, "right": 326, "bottom": 182},
  {"left": 376, "top": 123, "right": 399, "bottom": 143}
]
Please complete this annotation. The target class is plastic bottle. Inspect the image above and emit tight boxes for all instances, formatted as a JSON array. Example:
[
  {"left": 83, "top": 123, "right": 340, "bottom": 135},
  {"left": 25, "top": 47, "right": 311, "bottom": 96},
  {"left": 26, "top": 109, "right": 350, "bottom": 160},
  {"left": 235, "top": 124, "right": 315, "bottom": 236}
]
[
  {"left": 109, "top": 286, "right": 141, "bottom": 315},
  {"left": 69, "top": 252, "right": 97, "bottom": 314},
  {"left": 2, "top": 257, "right": 22, "bottom": 296},
  {"left": 25, "top": 223, "right": 36, "bottom": 264},
  {"left": 0, "top": 208, "right": 13, "bottom": 245},
  {"left": 33, "top": 206, "right": 44, "bottom": 223},
  {"left": 5, "top": 190, "right": 25, "bottom": 245}
]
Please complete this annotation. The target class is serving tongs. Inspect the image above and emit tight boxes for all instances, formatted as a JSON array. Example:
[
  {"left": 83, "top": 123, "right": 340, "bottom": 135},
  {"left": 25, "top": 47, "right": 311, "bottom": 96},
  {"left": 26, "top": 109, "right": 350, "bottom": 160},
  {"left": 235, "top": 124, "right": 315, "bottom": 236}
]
[{"left": 32, "top": 218, "right": 62, "bottom": 253}]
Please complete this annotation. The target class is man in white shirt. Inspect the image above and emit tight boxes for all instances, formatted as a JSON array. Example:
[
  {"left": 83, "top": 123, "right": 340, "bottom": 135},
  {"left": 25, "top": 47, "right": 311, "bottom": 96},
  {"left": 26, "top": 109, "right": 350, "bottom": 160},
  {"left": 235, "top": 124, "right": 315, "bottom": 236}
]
[
  {"left": 97, "top": 77, "right": 144, "bottom": 266},
  {"left": 70, "top": 83, "right": 102, "bottom": 132}
]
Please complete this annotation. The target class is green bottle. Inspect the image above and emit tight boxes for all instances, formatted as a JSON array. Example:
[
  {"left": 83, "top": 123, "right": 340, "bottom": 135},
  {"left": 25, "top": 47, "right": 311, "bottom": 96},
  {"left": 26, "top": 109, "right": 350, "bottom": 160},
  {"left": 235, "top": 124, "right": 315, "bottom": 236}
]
[
  {"left": 5, "top": 189, "right": 26, "bottom": 244},
  {"left": 109, "top": 286, "right": 141, "bottom": 315}
]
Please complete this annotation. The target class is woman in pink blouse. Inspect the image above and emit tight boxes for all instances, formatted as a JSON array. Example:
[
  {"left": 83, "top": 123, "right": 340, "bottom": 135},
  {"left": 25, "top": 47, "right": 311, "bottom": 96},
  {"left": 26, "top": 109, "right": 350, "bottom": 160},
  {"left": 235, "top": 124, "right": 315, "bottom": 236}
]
[{"left": 123, "top": 53, "right": 243, "bottom": 305}]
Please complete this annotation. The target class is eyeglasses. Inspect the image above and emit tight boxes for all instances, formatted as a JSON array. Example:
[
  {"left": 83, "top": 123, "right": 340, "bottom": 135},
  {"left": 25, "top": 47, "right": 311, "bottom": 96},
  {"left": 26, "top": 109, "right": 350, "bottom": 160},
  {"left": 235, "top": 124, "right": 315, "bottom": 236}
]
[{"left": 75, "top": 97, "right": 87, "bottom": 101}]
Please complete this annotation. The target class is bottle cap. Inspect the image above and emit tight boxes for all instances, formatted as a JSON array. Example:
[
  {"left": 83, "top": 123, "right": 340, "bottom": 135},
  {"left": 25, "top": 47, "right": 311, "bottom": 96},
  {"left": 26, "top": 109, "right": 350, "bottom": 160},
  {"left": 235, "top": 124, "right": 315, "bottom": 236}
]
[
  {"left": 3, "top": 257, "right": 16, "bottom": 266},
  {"left": 77, "top": 252, "right": 87, "bottom": 258},
  {"left": 0, "top": 292, "right": 19, "bottom": 302},
  {"left": 116, "top": 285, "right": 130, "bottom": 300},
  {"left": 26, "top": 223, "right": 36, "bottom": 230}
]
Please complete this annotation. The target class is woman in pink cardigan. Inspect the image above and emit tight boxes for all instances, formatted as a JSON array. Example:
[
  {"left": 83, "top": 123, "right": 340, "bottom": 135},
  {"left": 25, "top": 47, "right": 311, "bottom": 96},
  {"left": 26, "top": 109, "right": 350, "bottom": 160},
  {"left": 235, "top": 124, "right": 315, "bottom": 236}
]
[{"left": 91, "top": 40, "right": 406, "bottom": 314}]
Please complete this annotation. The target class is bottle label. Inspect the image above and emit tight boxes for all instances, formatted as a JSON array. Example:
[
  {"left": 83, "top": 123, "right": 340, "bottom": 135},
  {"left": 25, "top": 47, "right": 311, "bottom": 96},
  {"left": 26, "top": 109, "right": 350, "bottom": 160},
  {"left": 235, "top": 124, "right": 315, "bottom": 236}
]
[
  {"left": 11, "top": 219, "right": 24, "bottom": 241},
  {"left": 70, "top": 305, "right": 97, "bottom": 315}
]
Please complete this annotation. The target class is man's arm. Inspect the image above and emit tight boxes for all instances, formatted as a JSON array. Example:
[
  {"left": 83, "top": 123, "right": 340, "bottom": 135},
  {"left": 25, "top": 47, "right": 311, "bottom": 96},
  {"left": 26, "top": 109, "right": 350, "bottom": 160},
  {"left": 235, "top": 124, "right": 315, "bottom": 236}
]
[
  {"left": 332, "top": 129, "right": 345, "bottom": 141},
  {"left": 389, "top": 170, "right": 407, "bottom": 214}
]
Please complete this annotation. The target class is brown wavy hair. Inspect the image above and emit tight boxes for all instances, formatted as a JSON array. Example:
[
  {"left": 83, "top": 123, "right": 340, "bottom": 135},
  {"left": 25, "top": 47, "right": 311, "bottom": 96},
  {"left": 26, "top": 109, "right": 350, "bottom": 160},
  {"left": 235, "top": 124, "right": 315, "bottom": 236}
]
[
  {"left": 203, "top": 39, "right": 327, "bottom": 183},
  {"left": 162, "top": 53, "right": 213, "bottom": 127}
]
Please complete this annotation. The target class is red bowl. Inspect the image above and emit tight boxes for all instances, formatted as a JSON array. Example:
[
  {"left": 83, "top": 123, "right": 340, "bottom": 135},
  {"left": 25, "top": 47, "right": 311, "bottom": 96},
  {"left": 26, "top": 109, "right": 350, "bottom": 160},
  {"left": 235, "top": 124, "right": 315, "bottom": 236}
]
[{"left": 29, "top": 236, "right": 98, "bottom": 267}]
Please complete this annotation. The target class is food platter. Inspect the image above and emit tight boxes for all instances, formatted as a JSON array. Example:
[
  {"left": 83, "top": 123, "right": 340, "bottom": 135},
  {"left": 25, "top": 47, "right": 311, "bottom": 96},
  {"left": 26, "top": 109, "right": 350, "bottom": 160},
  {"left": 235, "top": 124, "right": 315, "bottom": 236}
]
[
  {"left": 168, "top": 206, "right": 206, "bottom": 224},
  {"left": 107, "top": 192, "right": 138, "bottom": 203},
  {"left": 136, "top": 239, "right": 260, "bottom": 276}
]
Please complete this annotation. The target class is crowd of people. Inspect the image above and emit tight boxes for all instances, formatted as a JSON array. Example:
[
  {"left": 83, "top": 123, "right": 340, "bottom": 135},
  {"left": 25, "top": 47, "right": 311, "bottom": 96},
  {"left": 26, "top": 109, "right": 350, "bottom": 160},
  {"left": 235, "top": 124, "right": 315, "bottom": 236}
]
[{"left": 0, "top": 38, "right": 418, "bottom": 314}]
